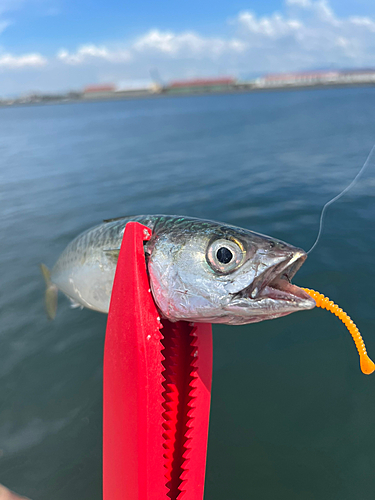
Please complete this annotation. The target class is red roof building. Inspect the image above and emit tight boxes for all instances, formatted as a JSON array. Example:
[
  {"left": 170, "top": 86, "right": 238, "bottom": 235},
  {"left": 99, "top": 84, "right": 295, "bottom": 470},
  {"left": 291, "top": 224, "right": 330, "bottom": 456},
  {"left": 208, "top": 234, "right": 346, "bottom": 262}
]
[
  {"left": 168, "top": 77, "right": 235, "bottom": 88},
  {"left": 83, "top": 84, "right": 116, "bottom": 93}
]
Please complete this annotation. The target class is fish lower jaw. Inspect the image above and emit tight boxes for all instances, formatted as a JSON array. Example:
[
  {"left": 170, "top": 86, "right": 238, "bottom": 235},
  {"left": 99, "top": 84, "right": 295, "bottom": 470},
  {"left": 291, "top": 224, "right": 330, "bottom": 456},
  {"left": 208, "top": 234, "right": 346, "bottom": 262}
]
[{"left": 233, "top": 278, "right": 316, "bottom": 310}]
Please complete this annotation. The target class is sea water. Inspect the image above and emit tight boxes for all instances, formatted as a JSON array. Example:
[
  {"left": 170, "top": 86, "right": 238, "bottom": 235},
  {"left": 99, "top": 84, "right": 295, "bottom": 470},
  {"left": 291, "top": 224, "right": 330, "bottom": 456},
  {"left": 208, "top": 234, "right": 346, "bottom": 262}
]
[{"left": 1, "top": 88, "right": 375, "bottom": 499}]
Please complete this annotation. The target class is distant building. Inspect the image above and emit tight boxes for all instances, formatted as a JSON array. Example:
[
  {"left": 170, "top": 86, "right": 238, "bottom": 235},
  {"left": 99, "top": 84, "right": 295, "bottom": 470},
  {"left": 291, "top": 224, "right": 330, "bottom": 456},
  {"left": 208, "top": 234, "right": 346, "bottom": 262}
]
[
  {"left": 83, "top": 84, "right": 116, "bottom": 99},
  {"left": 256, "top": 71, "right": 339, "bottom": 87},
  {"left": 337, "top": 69, "right": 375, "bottom": 83},
  {"left": 165, "top": 77, "right": 236, "bottom": 94},
  {"left": 114, "top": 81, "right": 161, "bottom": 98},
  {"left": 255, "top": 69, "right": 375, "bottom": 88}
]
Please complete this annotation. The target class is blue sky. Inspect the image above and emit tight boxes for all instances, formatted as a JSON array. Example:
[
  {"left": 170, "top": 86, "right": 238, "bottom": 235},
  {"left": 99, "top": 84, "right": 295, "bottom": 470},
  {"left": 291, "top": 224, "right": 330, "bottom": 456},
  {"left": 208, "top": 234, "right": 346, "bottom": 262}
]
[{"left": 1, "top": 0, "right": 375, "bottom": 95}]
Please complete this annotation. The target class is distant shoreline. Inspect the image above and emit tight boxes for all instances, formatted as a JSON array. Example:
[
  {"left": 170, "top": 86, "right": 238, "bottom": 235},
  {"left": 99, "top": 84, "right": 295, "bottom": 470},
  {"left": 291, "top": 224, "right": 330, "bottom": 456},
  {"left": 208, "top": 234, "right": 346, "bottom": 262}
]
[{"left": 1, "top": 80, "right": 375, "bottom": 108}]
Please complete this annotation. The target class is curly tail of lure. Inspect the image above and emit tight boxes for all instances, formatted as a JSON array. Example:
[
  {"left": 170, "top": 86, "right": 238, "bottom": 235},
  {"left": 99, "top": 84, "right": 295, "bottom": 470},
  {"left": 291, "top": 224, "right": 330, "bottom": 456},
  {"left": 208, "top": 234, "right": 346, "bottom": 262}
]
[{"left": 302, "top": 288, "right": 375, "bottom": 375}]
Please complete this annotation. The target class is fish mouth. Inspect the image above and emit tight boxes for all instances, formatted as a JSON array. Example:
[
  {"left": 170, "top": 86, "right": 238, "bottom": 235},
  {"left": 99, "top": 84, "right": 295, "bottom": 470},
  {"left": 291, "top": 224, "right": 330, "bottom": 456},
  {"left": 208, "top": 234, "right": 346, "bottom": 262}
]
[{"left": 232, "top": 252, "right": 315, "bottom": 308}]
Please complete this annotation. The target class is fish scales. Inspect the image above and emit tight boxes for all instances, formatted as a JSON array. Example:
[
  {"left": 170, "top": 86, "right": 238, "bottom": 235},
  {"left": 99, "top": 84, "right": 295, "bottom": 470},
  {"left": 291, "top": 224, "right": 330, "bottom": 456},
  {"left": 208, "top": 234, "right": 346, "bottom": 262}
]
[{"left": 41, "top": 215, "right": 315, "bottom": 323}]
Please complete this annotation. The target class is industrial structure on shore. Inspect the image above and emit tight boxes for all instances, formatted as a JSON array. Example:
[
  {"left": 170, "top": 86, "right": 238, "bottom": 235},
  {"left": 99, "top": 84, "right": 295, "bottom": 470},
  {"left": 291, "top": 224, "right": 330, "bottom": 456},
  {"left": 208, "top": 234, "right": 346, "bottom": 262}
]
[
  {"left": 254, "top": 68, "right": 375, "bottom": 88},
  {"left": 2, "top": 68, "right": 375, "bottom": 106}
]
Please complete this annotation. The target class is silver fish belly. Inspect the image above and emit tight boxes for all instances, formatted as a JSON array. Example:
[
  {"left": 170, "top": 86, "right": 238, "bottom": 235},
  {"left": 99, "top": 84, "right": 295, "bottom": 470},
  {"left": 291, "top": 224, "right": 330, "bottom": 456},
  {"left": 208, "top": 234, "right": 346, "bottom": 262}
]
[{"left": 42, "top": 215, "right": 315, "bottom": 324}]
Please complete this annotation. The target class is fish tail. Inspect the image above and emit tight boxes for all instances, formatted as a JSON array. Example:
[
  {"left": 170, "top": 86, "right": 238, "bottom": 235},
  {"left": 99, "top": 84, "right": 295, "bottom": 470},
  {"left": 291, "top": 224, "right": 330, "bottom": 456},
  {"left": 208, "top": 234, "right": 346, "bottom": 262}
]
[{"left": 40, "top": 263, "right": 58, "bottom": 320}]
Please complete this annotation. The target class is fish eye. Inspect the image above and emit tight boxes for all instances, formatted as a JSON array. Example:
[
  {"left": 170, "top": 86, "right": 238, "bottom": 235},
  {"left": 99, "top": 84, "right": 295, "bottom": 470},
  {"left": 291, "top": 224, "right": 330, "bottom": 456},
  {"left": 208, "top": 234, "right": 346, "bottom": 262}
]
[
  {"left": 207, "top": 239, "right": 244, "bottom": 273},
  {"left": 217, "top": 247, "right": 233, "bottom": 264}
]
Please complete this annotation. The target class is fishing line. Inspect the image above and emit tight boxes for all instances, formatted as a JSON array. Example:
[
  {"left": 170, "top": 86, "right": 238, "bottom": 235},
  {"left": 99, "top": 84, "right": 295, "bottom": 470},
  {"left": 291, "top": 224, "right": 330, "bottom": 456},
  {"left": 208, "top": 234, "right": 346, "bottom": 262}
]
[{"left": 307, "top": 143, "right": 375, "bottom": 254}]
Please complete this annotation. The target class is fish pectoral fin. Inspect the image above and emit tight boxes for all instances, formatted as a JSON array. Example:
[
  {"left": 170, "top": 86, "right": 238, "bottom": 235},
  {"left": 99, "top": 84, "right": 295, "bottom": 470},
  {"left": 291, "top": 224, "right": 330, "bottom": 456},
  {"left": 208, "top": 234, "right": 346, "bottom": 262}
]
[
  {"left": 40, "top": 263, "right": 58, "bottom": 320},
  {"left": 68, "top": 297, "right": 84, "bottom": 309},
  {"left": 103, "top": 249, "right": 120, "bottom": 260}
]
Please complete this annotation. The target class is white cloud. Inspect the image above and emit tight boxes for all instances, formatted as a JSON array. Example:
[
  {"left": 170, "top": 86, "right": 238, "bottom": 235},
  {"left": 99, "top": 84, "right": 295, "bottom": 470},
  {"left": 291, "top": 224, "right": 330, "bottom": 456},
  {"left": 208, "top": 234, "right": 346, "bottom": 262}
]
[
  {"left": 0, "top": 0, "right": 57, "bottom": 15},
  {"left": 349, "top": 16, "right": 375, "bottom": 31},
  {"left": 286, "top": 0, "right": 312, "bottom": 7},
  {"left": 0, "top": 52, "right": 47, "bottom": 68},
  {"left": 57, "top": 44, "right": 132, "bottom": 64},
  {"left": 80, "top": 1, "right": 374, "bottom": 75},
  {"left": 133, "top": 29, "right": 245, "bottom": 57},
  {"left": 0, "top": 0, "right": 56, "bottom": 32},
  {"left": 1, "top": 0, "right": 375, "bottom": 94},
  {"left": 0, "top": 19, "right": 9, "bottom": 33},
  {"left": 313, "top": 0, "right": 339, "bottom": 25},
  {"left": 134, "top": 30, "right": 200, "bottom": 54},
  {"left": 0, "top": 2, "right": 52, "bottom": 74},
  {"left": 233, "top": 0, "right": 375, "bottom": 68},
  {"left": 237, "top": 11, "right": 303, "bottom": 38}
]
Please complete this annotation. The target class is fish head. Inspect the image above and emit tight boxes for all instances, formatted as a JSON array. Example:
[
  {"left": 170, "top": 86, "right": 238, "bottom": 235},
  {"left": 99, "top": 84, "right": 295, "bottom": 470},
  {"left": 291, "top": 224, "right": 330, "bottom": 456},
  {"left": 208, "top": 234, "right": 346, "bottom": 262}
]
[{"left": 146, "top": 217, "right": 315, "bottom": 324}]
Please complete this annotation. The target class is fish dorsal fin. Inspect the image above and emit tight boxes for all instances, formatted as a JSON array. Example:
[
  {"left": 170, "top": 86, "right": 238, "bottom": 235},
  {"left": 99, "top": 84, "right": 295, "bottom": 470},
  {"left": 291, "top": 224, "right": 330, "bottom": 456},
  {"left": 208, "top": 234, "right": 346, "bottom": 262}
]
[{"left": 103, "top": 215, "right": 134, "bottom": 223}]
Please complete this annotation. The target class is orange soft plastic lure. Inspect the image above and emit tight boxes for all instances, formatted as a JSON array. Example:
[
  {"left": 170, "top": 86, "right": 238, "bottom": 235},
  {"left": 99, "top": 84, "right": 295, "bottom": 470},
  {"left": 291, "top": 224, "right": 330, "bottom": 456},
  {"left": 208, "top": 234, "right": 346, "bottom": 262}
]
[{"left": 302, "top": 288, "right": 375, "bottom": 375}]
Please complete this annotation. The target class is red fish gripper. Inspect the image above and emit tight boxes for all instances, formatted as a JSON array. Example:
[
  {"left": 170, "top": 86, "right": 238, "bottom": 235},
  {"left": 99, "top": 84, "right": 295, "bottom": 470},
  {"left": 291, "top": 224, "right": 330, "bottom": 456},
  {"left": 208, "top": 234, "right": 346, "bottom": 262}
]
[{"left": 103, "top": 221, "right": 213, "bottom": 500}]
